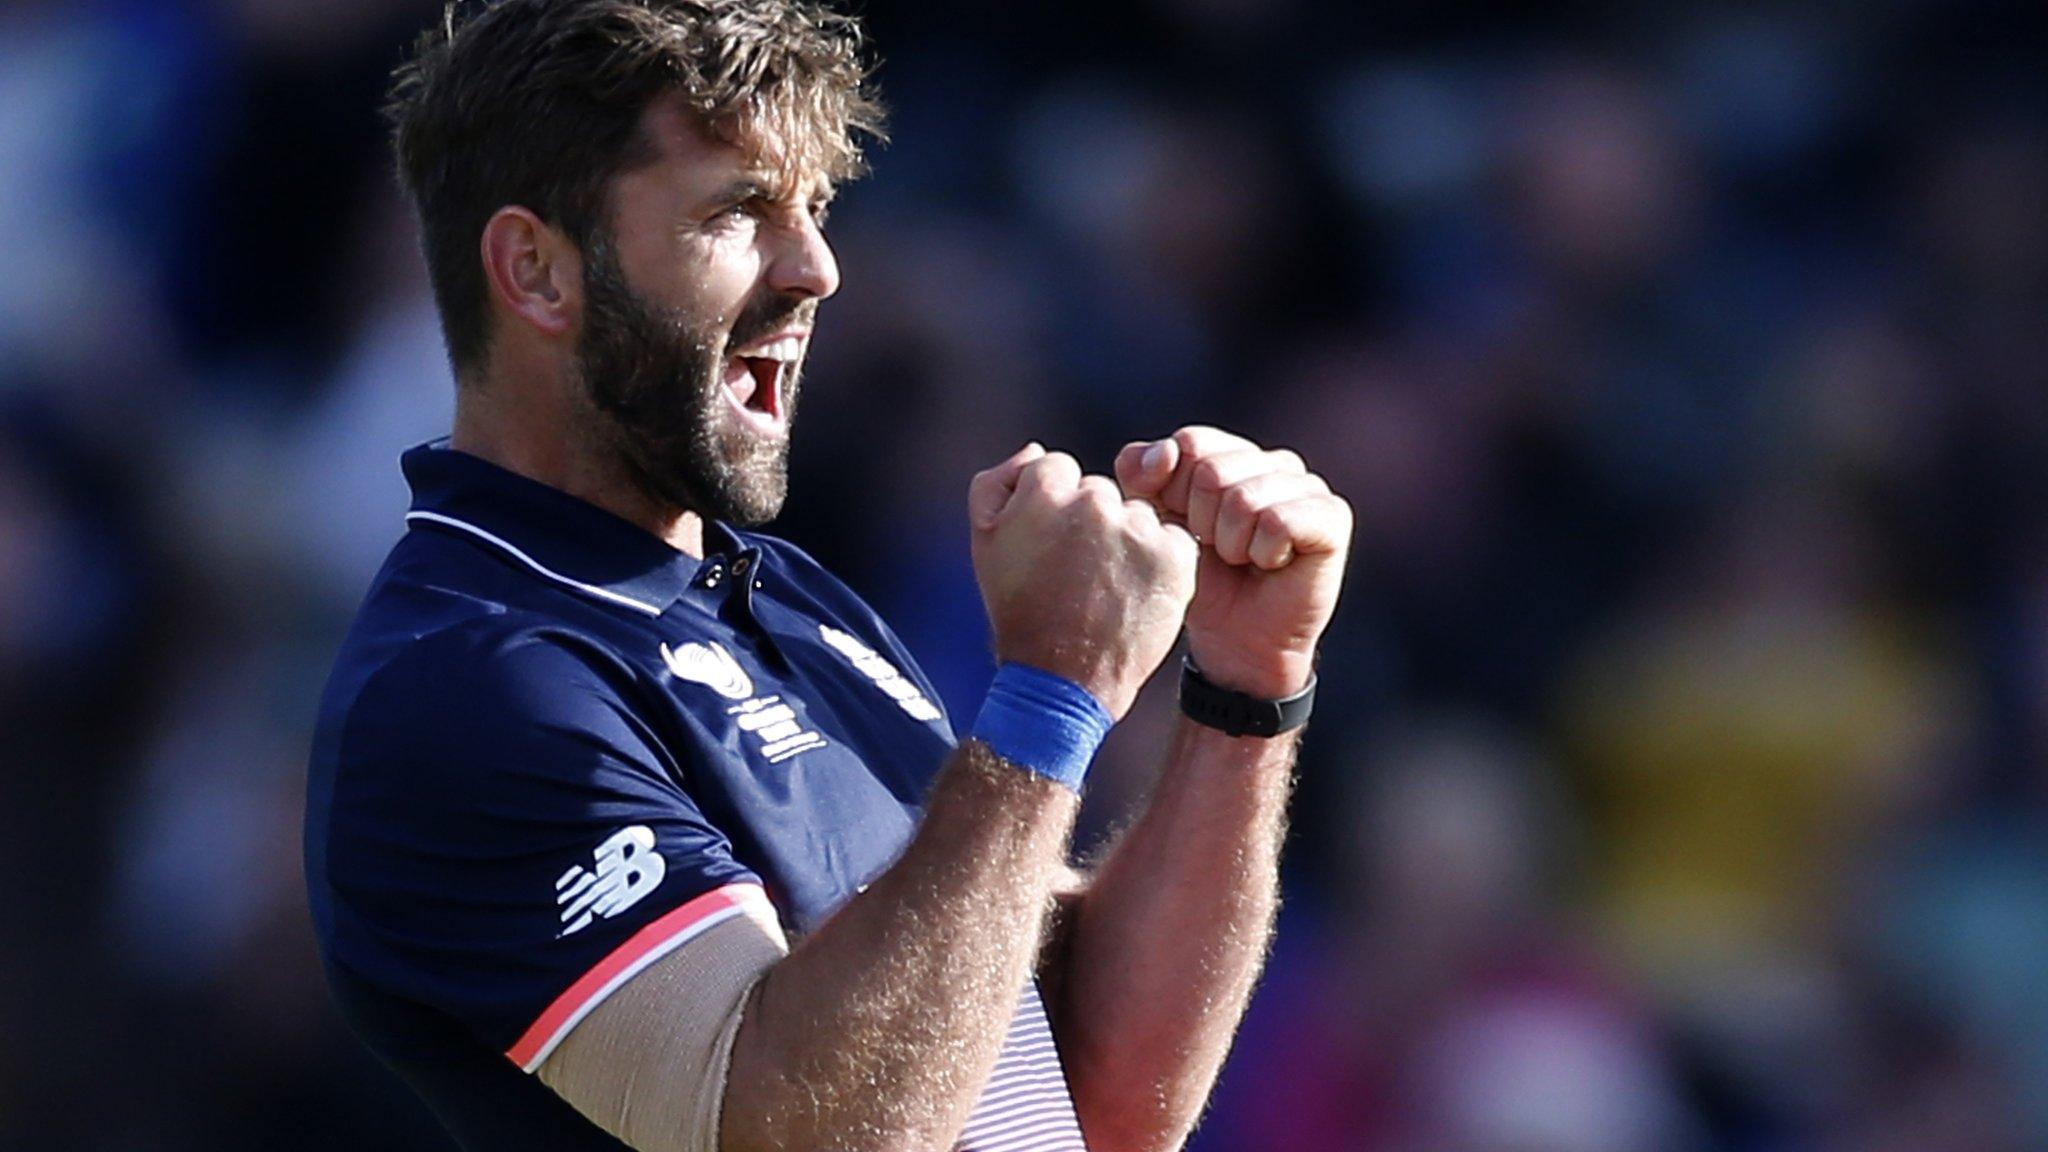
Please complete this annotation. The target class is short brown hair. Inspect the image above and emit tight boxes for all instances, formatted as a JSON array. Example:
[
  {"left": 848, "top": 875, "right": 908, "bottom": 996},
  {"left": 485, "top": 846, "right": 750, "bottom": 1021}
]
[{"left": 387, "top": 0, "right": 885, "bottom": 377}]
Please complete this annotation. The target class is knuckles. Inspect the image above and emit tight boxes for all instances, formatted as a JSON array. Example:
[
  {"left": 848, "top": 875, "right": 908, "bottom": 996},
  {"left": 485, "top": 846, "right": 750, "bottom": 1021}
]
[
  {"left": 1076, "top": 475, "right": 1123, "bottom": 510},
  {"left": 981, "top": 433, "right": 1348, "bottom": 573},
  {"left": 1190, "top": 456, "right": 1230, "bottom": 494},
  {"left": 1222, "top": 483, "right": 1261, "bottom": 520},
  {"left": 1016, "top": 452, "right": 1081, "bottom": 493}
]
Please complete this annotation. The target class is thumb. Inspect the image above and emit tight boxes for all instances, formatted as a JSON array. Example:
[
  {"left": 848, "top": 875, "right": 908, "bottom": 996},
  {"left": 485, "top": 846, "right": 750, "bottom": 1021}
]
[
  {"left": 968, "top": 441, "right": 1048, "bottom": 529},
  {"left": 1114, "top": 437, "right": 1179, "bottom": 500}
]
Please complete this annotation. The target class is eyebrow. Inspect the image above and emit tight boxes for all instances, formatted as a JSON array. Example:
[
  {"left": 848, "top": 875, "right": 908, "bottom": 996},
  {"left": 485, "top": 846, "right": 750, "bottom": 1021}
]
[
  {"left": 700, "top": 175, "right": 836, "bottom": 209},
  {"left": 703, "top": 177, "right": 776, "bottom": 207}
]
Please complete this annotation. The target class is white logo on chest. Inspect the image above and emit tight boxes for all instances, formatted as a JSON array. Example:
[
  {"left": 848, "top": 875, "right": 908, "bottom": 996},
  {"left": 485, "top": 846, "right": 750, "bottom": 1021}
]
[
  {"left": 819, "top": 625, "right": 943, "bottom": 722},
  {"left": 726, "top": 695, "right": 829, "bottom": 763},
  {"left": 556, "top": 826, "right": 666, "bottom": 937},
  {"left": 661, "top": 639, "right": 829, "bottom": 763},
  {"left": 661, "top": 640, "right": 754, "bottom": 700}
]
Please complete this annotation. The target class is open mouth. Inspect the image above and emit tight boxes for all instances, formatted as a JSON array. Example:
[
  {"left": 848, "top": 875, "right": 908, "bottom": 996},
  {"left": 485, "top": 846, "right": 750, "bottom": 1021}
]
[{"left": 722, "top": 350, "right": 791, "bottom": 436}]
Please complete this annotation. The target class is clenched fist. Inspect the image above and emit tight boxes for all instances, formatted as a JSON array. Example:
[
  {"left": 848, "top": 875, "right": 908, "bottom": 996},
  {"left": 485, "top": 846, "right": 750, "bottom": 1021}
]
[
  {"left": 970, "top": 443, "right": 1199, "bottom": 720},
  {"left": 1116, "top": 426, "right": 1352, "bottom": 701}
]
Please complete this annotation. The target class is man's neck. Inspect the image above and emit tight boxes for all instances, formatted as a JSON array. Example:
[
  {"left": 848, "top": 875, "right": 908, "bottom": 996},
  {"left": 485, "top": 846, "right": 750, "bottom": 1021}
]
[{"left": 451, "top": 386, "right": 707, "bottom": 559}]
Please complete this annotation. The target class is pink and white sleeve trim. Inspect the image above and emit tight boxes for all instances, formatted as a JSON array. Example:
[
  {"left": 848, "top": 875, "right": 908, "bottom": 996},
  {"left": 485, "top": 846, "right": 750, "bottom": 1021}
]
[{"left": 505, "top": 882, "right": 774, "bottom": 1072}]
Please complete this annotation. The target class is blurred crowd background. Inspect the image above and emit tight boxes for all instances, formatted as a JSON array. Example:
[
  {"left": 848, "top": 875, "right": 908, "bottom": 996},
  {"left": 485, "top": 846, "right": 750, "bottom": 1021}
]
[{"left": 3, "top": 0, "right": 2045, "bottom": 1148}]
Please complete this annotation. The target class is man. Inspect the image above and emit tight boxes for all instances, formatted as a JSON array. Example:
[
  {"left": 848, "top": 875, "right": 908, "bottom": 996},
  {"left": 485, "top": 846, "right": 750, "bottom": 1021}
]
[{"left": 304, "top": 2, "right": 1351, "bottom": 1150}]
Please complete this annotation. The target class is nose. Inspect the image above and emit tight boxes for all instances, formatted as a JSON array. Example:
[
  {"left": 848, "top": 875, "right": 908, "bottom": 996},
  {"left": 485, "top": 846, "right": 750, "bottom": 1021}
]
[{"left": 767, "top": 213, "right": 840, "bottom": 300}]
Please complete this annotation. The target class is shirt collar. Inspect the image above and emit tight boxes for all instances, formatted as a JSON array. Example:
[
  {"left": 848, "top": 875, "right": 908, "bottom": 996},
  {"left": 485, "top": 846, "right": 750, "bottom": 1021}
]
[{"left": 400, "top": 439, "right": 736, "bottom": 617}]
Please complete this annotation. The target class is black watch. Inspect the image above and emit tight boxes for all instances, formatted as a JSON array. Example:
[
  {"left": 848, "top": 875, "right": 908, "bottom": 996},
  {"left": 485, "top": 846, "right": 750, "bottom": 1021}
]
[{"left": 1178, "top": 657, "right": 1317, "bottom": 738}]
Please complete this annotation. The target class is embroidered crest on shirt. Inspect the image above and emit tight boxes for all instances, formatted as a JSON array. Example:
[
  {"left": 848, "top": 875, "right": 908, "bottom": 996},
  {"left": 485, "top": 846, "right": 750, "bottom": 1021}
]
[
  {"left": 818, "top": 625, "right": 943, "bottom": 722},
  {"left": 556, "top": 826, "right": 667, "bottom": 937},
  {"left": 661, "top": 640, "right": 754, "bottom": 700}
]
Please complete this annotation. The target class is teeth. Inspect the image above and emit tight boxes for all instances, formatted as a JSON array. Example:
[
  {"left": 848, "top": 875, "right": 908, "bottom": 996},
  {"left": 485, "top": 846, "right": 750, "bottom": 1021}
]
[{"left": 738, "top": 335, "right": 803, "bottom": 363}]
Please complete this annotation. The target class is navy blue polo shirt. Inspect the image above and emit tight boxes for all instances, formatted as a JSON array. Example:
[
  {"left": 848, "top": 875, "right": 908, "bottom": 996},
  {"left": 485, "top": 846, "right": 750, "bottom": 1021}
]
[{"left": 306, "top": 442, "right": 1087, "bottom": 1151}]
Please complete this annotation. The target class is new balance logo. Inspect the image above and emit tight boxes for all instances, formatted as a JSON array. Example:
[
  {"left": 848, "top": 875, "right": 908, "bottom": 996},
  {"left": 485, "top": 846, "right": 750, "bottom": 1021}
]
[
  {"left": 555, "top": 826, "right": 667, "bottom": 937},
  {"left": 661, "top": 641, "right": 753, "bottom": 700},
  {"left": 819, "top": 625, "right": 943, "bottom": 722}
]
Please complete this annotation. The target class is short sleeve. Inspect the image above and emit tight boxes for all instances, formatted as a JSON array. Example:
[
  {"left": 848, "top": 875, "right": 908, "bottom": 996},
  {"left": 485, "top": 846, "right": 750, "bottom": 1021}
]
[{"left": 321, "top": 621, "right": 772, "bottom": 1071}]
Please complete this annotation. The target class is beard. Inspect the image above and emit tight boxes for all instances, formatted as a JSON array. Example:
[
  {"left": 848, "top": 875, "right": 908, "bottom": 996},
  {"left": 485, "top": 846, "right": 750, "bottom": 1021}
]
[{"left": 574, "top": 234, "right": 808, "bottom": 527}]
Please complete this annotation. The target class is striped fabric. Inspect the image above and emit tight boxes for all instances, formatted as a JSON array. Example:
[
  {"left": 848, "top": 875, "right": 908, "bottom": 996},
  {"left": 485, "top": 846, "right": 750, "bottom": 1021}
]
[{"left": 956, "top": 985, "right": 1088, "bottom": 1151}]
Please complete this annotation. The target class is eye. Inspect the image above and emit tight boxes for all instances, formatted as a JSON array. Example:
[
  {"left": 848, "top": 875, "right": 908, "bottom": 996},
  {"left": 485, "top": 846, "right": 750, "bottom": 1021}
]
[
  {"left": 809, "top": 201, "right": 833, "bottom": 228},
  {"left": 703, "top": 194, "right": 766, "bottom": 229}
]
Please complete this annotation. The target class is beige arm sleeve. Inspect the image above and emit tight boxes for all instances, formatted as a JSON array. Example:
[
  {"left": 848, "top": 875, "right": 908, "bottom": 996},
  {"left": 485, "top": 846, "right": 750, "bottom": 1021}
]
[{"left": 536, "top": 900, "right": 789, "bottom": 1152}]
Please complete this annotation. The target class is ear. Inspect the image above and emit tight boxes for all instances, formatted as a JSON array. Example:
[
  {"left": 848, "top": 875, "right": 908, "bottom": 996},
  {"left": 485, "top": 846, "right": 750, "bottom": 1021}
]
[{"left": 479, "top": 206, "right": 584, "bottom": 344}]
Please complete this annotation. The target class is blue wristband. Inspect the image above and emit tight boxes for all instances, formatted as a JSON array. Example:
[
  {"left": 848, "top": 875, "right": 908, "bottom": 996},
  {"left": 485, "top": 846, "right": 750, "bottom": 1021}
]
[{"left": 969, "top": 663, "right": 1115, "bottom": 792}]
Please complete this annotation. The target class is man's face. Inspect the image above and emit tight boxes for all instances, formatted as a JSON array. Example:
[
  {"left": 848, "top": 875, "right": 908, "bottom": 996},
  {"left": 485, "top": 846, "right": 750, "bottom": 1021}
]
[{"left": 575, "top": 99, "right": 840, "bottom": 526}]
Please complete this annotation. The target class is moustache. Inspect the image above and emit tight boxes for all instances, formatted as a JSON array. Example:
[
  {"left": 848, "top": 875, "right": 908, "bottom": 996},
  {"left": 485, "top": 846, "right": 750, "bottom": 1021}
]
[{"left": 727, "top": 294, "right": 817, "bottom": 351}]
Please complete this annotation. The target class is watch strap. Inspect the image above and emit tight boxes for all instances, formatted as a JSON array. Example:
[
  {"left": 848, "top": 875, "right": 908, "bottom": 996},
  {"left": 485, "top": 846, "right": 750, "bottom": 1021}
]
[{"left": 1178, "top": 657, "right": 1316, "bottom": 737}]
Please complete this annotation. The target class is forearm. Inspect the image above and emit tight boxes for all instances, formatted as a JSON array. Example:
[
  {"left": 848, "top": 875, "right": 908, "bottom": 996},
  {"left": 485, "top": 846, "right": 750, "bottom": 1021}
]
[
  {"left": 721, "top": 740, "right": 1078, "bottom": 1152},
  {"left": 1048, "top": 718, "right": 1297, "bottom": 1152}
]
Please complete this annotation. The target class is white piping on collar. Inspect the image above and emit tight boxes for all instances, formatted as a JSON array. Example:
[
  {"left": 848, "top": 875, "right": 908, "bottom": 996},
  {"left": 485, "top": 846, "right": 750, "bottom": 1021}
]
[{"left": 405, "top": 510, "right": 665, "bottom": 617}]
